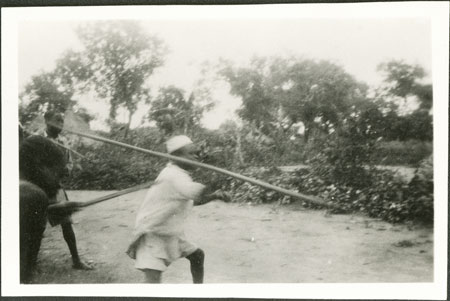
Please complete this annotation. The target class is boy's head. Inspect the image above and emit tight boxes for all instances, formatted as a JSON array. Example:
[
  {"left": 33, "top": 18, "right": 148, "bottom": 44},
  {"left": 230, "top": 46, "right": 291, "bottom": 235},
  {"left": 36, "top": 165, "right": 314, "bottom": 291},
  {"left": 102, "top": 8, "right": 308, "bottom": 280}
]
[
  {"left": 166, "top": 135, "right": 200, "bottom": 170},
  {"left": 44, "top": 110, "right": 64, "bottom": 137}
]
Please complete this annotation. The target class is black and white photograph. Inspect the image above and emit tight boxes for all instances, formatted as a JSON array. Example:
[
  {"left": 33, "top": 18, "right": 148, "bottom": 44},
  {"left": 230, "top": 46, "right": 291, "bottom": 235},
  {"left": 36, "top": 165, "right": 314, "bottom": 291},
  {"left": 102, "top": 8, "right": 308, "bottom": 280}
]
[{"left": 2, "top": 2, "right": 448, "bottom": 299}]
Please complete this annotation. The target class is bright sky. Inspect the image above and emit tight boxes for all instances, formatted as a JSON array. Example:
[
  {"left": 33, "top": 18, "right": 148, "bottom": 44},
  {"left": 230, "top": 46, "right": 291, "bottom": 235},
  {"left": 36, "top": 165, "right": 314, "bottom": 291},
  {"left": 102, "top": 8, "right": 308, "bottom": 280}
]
[{"left": 18, "top": 16, "right": 432, "bottom": 130}]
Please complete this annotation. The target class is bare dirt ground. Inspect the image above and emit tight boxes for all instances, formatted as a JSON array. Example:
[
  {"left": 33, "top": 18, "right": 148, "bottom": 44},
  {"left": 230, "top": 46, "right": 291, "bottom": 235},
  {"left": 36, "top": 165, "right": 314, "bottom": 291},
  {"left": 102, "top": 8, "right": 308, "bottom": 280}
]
[{"left": 32, "top": 190, "right": 433, "bottom": 284}]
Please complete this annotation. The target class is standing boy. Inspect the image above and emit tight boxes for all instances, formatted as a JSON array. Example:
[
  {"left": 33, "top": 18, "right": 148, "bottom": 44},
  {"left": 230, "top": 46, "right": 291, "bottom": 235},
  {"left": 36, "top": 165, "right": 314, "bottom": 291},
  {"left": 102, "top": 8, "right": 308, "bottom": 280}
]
[
  {"left": 19, "top": 136, "right": 67, "bottom": 283},
  {"left": 39, "top": 110, "right": 93, "bottom": 270},
  {"left": 127, "top": 135, "right": 230, "bottom": 283}
]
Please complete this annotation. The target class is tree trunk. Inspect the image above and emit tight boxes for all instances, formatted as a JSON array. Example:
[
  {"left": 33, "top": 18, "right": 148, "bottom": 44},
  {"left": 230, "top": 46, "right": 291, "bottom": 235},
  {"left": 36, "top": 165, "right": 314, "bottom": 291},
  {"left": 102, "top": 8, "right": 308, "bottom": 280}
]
[
  {"left": 235, "top": 129, "right": 244, "bottom": 166},
  {"left": 124, "top": 110, "right": 135, "bottom": 139},
  {"left": 183, "top": 114, "right": 189, "bottom": 134},
  {"left": 304, "top": 126, "right": 310, "bottom": 143}
]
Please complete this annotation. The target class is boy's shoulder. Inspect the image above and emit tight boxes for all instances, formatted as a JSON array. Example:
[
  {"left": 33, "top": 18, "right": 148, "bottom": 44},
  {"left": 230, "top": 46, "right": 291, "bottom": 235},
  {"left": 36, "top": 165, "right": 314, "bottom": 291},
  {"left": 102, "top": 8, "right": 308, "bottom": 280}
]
[
  {"left": 158, "top": 164, "right": 191, "bottom": 181},
  {"left": 20, "top": 180, "right": 48, "bottom": 202},
  {"left": 165, "top": 163, "right": 189, "bottom": 174}
]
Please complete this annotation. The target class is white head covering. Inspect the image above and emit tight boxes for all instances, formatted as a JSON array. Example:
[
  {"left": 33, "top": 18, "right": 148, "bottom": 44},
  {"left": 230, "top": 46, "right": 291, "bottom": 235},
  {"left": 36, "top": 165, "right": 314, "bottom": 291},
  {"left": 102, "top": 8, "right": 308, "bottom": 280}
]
[{"left": 166, "top": 135, "right": 194, "bottom": 154}]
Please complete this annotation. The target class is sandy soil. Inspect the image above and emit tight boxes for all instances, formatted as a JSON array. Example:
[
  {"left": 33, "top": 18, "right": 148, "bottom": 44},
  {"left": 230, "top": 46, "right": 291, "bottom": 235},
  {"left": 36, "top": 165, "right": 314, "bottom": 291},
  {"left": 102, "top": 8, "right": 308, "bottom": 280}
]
[{"left": 32, "top": 190, "right": 433, "bottom": 284}]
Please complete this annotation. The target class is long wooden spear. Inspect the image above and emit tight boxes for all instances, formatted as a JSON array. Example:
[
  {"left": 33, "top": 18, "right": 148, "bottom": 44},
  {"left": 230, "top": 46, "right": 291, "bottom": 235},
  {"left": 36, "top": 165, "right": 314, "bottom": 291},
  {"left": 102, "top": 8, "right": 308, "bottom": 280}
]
[
  {"left": 47, "top": 181, "right": 153, "bottom": 216},
  {"left": 56, "top": 125, "right": 332, "bottom": 209}
]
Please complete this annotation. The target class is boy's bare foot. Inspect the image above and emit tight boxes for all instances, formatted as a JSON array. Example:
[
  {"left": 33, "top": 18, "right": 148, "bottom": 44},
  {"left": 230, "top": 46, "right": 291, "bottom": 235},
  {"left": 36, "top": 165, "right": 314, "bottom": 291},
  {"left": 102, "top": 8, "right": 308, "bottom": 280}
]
[{"left": 72, "top": 260, "right": 94, "bottom": 270}]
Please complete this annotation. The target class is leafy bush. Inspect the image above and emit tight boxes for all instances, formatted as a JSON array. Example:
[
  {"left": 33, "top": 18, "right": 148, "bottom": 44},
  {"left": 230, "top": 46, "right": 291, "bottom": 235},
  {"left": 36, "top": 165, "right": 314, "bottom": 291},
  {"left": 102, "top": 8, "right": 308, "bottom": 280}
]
[
  {"left": 227, "top": 167, "right": 295, "bottom": 204},
  {"left": 190, "top": 127, "right": 238, "bottom": 169},
  {"left": 222, "top": 165, "right": 433, "bottom": 224},
  {"left": 372, "top": 140, "right": 432, "bottom": 166},
  {"left": 305, "top": 125, "right": 377, "bottom": 189},
  {"left": 66, "top": 128, "right": 166, "bottom": 190},
  {"left": 357, "top": 164, "right": 433, "bottom": 223},
  {"left": 64, "top": 126, "right": 433, "bottom": 224},
  {"left": 67, "top": 149, "right": 163, "bottom": 190}
]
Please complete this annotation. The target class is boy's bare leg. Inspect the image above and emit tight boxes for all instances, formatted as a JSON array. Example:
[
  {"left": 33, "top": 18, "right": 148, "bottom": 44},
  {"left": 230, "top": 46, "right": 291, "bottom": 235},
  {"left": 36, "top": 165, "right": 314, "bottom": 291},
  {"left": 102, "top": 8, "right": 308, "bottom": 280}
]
[
  {"left": 186, "top": 248, "right": 205, "bottom": 284},
  {"left": 61, "top": 223, "right": 93, "bottom": 270},
  {"left": 144, "top": 269, "right": 162, "bottom": 283}
]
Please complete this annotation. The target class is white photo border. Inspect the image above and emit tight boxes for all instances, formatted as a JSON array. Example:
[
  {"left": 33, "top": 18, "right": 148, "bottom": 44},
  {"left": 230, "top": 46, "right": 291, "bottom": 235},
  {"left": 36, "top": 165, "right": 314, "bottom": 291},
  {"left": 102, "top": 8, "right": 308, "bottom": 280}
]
[{"left": 2, "top": 2, "right": 448, "bottom": 299}]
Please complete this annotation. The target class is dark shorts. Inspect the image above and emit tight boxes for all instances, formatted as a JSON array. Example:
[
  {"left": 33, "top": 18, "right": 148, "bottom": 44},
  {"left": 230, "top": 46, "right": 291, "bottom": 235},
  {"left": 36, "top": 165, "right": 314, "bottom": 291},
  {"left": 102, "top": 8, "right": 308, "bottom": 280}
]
[{"left": 48, "top": 188, "right": 73, "bottom": 226}]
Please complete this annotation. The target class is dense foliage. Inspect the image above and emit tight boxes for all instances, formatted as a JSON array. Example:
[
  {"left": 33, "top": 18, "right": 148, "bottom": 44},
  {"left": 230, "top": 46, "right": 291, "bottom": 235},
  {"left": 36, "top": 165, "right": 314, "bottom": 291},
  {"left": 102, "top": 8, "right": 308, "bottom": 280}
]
[
  {"left": 210, "top": 161, "right": 433, "bottom": 224},
  {"left": 65, "top": 128, "right": 166, "bottom": 190},
  {"left": 372, "top": 140, "right": 432, "bottom": 166},
  {"left": 63, "top": 125, "right": 433, "bottom": 225},
  {"left": 19, "top": 21, "right": 434, "bottom": 225}
]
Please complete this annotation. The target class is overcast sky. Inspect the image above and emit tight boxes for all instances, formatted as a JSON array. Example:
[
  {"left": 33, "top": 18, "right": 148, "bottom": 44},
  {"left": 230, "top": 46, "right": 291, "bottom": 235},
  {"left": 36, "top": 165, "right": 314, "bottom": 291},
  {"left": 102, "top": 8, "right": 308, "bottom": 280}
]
[{"left": 18, "top": 17, "right": 432, "bottom": 129}]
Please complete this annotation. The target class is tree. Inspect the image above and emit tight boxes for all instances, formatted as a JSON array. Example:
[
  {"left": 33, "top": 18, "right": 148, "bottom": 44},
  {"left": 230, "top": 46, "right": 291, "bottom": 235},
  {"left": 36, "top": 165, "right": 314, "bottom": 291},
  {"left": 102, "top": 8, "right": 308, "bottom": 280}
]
[
  {"left": 218, "top": 57, "right": 280, "bottom": 135},
  {"left": 69, "top": 21, "right": 167, "bottom": 137},
  {"left": 219, "top": 56, "right": 369, "bottom": 143},
  {"left": 19, "top": 71, "right": 75, "bottom": 125},
  {"left": 217, "top": 120, "right": 244, "bottom": 167},
  {"left": 148, "top": 86, "right": 214, "bottom": 136},
  {"left": 414, "top": 84, "right": 432, "bottom": 111},
  {"left": 274, "top": 57, "right": 369, "bottom": 142},
  {"left": 373, "top": 60, "right": 433, "bottom": 141},
  {"left": 377, "top": 60, "right": 432, "bottom": 113}
]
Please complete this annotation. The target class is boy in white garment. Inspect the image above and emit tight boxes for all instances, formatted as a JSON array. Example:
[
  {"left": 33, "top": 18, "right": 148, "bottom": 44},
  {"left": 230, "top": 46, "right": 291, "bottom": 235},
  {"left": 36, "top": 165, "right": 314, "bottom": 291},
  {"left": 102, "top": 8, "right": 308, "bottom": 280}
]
[{"left": 127, "top": 135, "right": 230, "bottom": 283}]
